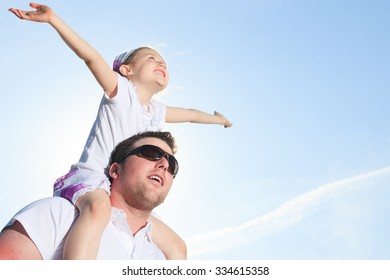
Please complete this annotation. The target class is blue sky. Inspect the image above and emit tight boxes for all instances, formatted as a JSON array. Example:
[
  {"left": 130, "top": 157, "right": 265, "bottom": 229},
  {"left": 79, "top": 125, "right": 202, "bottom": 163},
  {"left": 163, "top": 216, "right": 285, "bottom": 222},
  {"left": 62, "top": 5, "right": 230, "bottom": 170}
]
[{"left": 0, "top": 0, "right": 389, "bottom": 260}]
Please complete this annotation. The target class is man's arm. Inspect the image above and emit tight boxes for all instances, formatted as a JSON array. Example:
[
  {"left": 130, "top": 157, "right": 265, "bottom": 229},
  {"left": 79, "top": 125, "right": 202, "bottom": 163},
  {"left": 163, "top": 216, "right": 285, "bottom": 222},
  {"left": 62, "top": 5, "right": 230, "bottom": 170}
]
[
  {"left": 0, "top": 197, "right": 76, "bottom": 260},
  {"left": 0, "top": 221, "right": 42, "bottom": 260}
]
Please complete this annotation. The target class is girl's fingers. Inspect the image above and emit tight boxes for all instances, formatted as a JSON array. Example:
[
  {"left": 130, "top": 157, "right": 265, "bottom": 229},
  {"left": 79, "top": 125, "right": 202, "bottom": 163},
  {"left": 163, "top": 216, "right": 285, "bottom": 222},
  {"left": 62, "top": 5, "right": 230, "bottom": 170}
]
[
  {"left": 30, "top": 3, "right": 41, "bottom": 9},
  {"left": 9, "top": 8, "right": 22, "bottom": 19}
]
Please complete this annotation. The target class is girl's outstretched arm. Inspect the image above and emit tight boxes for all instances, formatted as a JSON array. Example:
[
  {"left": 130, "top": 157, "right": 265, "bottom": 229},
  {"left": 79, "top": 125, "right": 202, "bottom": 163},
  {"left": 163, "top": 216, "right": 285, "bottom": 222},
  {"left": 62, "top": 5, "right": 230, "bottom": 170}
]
[
  {"left": 166, "top": 106, "right": 233, "bottom": 128},
  {"left": 9, "top": 3, "right": 118, "bottom": 97}
]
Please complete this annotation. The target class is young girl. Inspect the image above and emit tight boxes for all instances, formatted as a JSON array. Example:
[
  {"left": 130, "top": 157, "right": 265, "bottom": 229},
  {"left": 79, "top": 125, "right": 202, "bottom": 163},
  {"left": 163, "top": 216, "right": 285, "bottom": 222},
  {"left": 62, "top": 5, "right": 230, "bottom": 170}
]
[{"left": 9, "top": 3, "right": 232, "bottom": 260}]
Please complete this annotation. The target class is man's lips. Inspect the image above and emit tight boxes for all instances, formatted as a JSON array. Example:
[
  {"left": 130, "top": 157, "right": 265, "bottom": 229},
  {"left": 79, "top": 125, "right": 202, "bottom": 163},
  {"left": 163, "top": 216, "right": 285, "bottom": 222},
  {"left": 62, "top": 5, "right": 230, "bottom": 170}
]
[{"left": 148, "top": 174, "right": 164, "bottom": 186}]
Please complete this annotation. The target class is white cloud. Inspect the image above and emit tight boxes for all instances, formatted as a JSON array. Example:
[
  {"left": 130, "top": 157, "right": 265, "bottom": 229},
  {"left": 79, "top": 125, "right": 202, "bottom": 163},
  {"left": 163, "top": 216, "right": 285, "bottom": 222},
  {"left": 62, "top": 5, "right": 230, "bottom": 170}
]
[{"left": 186, "top": 166, "right": 390, "bottom": 257}]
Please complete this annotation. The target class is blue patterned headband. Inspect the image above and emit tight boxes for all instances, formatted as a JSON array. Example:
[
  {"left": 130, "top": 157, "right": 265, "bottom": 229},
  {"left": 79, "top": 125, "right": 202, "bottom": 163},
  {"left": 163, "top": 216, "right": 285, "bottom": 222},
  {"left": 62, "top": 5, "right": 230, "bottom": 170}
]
[{"left": 112, "top": 50, "right": 134, "bottom": 73}]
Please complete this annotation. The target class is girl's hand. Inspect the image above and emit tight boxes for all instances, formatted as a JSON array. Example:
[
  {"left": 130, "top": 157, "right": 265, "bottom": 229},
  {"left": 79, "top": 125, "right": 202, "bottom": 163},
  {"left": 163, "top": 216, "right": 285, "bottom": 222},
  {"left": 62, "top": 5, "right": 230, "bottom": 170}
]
[
  {"left": 214, "top": 111, "right": 233, "bottom": 128},
  {"left": 9, "top": 2, "right": 54, "bottom": 23}
]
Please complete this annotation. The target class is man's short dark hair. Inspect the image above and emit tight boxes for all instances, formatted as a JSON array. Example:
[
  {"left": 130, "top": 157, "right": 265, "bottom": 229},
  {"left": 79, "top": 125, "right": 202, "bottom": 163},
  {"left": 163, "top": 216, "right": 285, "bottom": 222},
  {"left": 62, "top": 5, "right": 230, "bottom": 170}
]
[{"left": 108, "top": 131, "right": 177, "bottom": 173}]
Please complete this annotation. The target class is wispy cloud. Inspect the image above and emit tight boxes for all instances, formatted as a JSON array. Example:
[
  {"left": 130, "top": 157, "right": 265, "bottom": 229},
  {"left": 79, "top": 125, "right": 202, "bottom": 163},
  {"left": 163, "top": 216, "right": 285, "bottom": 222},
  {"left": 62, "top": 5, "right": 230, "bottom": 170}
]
[
  {"left": 169, "top": 50, "right": 192, "bottom": 58},
  {"left": 186, "top": 166, "right": 390, "bottom": 257}
]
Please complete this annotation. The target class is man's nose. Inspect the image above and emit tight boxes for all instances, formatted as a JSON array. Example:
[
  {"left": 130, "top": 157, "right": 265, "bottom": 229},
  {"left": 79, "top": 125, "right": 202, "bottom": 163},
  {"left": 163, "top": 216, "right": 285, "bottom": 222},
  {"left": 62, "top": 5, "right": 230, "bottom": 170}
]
[{"left": 156, "top": 156, "right": 169, "bottom": 172}]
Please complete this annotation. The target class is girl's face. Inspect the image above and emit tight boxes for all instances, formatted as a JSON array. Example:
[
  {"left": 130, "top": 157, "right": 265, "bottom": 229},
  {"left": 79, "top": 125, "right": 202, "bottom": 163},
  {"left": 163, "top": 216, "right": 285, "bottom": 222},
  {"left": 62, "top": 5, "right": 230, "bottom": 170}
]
[{"left": 129, "top": 48, "right": 169, "bottom": 92}]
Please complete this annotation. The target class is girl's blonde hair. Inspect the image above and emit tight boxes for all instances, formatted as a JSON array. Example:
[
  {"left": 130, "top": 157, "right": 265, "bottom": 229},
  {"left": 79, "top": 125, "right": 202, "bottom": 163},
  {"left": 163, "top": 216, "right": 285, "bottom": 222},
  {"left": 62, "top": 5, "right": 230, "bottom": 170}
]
[{"left": 112, "top": 47, "right": 157, "bottom": 75}]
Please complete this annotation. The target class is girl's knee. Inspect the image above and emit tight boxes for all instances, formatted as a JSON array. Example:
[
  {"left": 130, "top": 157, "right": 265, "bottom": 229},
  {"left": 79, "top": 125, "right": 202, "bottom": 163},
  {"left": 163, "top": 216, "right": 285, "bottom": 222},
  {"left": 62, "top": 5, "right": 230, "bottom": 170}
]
[{"left": 76, "top": 191, "right": 111, "bottom": 221}]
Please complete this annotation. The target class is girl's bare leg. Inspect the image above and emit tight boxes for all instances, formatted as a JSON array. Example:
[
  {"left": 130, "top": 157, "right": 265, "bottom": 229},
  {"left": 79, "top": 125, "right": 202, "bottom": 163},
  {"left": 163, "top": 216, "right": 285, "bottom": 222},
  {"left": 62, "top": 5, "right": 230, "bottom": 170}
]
[{"left": 63, "top": 189, "right": 111, "bottom": 259}]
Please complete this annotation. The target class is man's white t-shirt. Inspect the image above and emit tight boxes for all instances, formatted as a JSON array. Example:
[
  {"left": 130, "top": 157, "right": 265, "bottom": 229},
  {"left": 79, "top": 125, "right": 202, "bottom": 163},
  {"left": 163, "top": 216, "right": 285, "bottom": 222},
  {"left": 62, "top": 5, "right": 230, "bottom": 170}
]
[{"left": 7, "top": 197, "right": 165, "bottom": 260}]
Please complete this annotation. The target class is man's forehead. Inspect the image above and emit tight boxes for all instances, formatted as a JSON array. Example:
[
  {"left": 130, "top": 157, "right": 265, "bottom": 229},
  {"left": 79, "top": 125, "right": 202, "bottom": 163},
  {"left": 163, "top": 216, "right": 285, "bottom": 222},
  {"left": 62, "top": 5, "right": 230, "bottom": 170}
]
[{"left": 134, "top": 137, "right": 172, "bottom": 153}]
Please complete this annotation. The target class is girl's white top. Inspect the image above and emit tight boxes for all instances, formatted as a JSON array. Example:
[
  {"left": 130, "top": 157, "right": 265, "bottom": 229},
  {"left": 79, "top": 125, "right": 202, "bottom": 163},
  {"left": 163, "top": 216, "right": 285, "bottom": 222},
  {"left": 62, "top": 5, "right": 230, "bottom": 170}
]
[{"left": 72, "top": 73, "right": 166, "bottom": 173}]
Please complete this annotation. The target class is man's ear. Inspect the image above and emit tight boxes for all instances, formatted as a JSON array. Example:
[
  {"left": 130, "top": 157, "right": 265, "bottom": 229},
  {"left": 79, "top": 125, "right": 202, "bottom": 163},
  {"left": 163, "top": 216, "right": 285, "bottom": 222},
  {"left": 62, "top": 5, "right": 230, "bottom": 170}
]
[
  {"left": 109, "top": 163, "right": 120, "bottom": 179},
  {"left": 119, "top": 64, "right": 132, "bottom": 77}
]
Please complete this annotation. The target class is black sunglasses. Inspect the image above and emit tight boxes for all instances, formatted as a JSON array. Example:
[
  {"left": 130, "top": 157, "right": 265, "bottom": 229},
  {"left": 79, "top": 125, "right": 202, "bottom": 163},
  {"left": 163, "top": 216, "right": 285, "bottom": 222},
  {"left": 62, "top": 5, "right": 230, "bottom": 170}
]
[{"left": 118, "top": 144, "right": 179, "bottom": 178}]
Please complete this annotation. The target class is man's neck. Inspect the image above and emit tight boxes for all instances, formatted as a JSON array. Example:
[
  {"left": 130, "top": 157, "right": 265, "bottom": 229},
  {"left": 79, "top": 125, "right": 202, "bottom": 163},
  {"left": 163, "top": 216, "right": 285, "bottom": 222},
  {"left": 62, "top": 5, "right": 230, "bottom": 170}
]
[
  {"left": 124, "top": 207, "right": 152, "bottom": 235},
  {"left": 111, "top": 198, "right": 152, "bottom": 235}
]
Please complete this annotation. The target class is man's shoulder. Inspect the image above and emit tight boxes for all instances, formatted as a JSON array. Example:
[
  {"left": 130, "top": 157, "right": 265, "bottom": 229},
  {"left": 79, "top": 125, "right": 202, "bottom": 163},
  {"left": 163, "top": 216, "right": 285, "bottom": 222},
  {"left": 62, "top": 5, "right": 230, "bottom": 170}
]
[
  {"left": 5, "top": 197, "right": 77, "bottom": 260},
  {"left": 21, "top": 196, "right": 74, "bottom": 211},
  {"left": 11, "top": 197, "right": 76, "bottom": 226}
]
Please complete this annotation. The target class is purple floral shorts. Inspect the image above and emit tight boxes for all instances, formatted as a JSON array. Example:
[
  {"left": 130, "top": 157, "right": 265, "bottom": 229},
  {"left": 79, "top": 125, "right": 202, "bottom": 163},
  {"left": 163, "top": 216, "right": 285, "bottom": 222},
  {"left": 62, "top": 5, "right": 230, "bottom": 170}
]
[{"left": 53, "top": 169, "right": 111, "bottom": 205}]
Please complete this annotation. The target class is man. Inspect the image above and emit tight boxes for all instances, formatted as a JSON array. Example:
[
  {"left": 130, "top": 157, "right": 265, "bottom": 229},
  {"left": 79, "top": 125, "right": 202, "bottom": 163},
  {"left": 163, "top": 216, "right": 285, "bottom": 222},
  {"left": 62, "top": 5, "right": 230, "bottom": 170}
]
[{"left": 0, "top": 131, "right": 184, "bottom": 260}]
